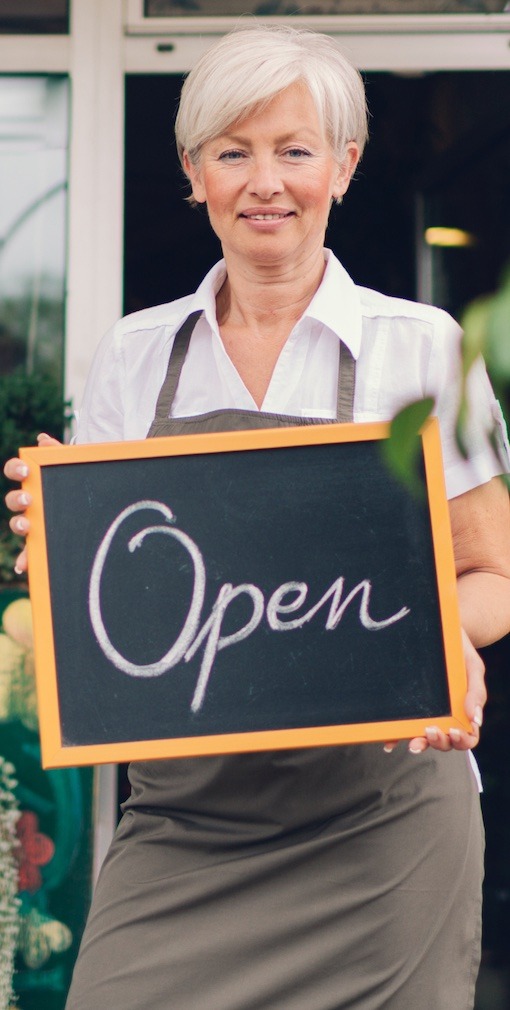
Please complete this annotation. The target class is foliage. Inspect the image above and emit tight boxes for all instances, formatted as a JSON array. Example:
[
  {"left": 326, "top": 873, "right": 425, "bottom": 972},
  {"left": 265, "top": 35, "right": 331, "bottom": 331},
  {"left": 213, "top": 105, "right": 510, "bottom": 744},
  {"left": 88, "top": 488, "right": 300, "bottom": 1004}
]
[
  {"left": 384, "top": 267, "right": 510, "bottom": 492},
  {"left": 458, "top": 265, "right": 510, "bottom": 453},
  {"left": 0, "top": 291, "right": 65, "bottom": 389},
  {"left": 381, "top": 397, "right": 435, "bottom": 497},
  {"left": 0, "top": 757, "right": 20, "bottom": 1010},
  {"left": 0, "top": 368, "right": 72, "bottom": 584}
]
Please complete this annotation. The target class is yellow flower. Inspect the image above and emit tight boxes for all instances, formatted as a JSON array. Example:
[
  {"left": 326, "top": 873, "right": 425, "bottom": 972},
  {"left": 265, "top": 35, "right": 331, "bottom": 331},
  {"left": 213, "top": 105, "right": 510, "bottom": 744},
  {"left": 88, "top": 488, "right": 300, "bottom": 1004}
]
[
  {"left": 0, "top": 598, "right": 38, "bottom": 731},
  {"left": 17, "top": 907, "right": 72, "bottom": 970}
]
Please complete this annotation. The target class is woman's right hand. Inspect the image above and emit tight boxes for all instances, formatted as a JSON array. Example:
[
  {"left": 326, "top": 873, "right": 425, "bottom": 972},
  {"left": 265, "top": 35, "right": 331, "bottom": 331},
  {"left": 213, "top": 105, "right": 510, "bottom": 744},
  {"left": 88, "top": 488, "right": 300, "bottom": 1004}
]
[{"left": 3, "top": 433, "right": 61, "bottom": 574}]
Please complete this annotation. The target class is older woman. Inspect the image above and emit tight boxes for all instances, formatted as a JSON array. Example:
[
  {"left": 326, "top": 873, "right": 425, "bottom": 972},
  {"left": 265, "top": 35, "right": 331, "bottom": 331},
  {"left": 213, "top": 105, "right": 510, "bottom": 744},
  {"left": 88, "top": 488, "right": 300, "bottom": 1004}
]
[{"left": 5, "top": 24, "right": 510, "bottom": 1010}]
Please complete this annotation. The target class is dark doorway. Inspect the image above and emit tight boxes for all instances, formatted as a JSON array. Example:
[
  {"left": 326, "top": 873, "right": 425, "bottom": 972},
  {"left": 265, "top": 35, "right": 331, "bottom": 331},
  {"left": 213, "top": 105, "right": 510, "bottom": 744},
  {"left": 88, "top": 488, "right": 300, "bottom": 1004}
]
[
  {"left": 124, "top": 70, "right": 510, "bottom": 1008},
  {"left": 124, "top": 71, "right": 510, "bottom": 313}
]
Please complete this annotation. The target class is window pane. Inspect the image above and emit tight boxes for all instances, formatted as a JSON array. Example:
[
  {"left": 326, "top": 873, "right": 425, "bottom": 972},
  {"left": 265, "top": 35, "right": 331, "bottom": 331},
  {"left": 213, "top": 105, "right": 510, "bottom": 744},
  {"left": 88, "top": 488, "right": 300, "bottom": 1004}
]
[
  {"left": 0, "top": 1, "right": 68, "bottom": 35},
  {"left": 0, "top": 77, "right": 68, "bottom": 386},
  {"left": 145, "top": 0, "right": 506, "bottom": 16}
]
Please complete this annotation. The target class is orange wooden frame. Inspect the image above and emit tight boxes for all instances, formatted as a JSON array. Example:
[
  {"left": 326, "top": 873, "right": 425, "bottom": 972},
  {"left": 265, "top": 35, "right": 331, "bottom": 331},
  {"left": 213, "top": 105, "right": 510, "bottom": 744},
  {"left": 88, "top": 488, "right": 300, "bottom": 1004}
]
[{"left": 20, "top": 417, "right": 469, "bottom": 768}]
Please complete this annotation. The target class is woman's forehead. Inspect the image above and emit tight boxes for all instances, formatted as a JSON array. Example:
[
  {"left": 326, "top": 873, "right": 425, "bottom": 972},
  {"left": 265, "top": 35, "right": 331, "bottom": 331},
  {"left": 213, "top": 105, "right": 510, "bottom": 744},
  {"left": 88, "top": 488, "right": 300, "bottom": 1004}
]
[{"left": 211, "top": 84, "right": 327, "bottom": 145}]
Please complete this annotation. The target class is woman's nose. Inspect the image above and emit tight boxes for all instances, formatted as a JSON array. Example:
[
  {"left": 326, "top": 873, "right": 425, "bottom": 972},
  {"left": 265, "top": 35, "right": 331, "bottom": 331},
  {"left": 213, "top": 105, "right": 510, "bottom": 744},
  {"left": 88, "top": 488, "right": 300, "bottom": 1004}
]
[{"left": 247, "top": 157, "right": 284, "bottom": 199}]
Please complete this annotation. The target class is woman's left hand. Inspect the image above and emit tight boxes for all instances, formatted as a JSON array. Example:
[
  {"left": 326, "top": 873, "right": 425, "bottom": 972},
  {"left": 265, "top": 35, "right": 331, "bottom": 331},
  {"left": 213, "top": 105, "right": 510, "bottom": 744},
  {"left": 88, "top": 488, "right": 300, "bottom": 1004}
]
[
  {"left": 408, "top": 629, "right": 485, "bottom": 753},
  {"left": 384, "top": 629, "right": 486, "bottom": 754}
]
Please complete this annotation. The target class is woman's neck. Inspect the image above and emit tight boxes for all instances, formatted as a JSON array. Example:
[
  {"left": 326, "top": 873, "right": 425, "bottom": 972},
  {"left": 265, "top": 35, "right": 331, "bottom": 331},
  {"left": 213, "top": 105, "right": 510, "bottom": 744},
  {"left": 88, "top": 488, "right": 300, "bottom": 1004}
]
[
  {"left": 214, "top": 247, "right": 327, "bottom": 409},
  {"left": 216, "top": 248, "right": 327, "bottom": 336}
]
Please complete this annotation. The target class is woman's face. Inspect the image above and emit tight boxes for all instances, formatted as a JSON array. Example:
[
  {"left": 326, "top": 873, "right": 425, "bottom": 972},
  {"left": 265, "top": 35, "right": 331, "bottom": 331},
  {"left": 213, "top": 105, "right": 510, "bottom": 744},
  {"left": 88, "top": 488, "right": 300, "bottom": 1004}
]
[{"left": 183, "top": 83, "right": 359, "bottom": 273}]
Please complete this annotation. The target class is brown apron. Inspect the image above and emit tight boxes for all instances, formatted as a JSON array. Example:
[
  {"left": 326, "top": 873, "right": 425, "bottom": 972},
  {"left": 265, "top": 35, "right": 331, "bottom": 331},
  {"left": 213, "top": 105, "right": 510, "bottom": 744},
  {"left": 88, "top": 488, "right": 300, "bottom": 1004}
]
[{"left": 66, "top": 313, "right": 484, "bottom": 1010}]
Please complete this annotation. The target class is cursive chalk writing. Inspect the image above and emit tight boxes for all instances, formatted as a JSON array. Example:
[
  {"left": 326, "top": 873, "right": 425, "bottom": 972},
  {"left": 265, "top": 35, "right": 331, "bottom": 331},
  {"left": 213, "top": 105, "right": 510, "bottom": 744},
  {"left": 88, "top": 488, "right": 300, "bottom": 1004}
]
[{"left": 89, "top": 501, "right": 410, "bottom": 713}]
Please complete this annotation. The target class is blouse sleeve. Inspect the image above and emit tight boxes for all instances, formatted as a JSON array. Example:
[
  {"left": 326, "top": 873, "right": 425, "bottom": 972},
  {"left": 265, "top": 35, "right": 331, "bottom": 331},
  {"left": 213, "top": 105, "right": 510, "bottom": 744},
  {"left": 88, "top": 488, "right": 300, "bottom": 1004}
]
[
  {"left": 426, "top": 308, "right": 510, "bottom": 499},
  {"left": 74, "top": 324, "right": 126, "bottom": 445}
]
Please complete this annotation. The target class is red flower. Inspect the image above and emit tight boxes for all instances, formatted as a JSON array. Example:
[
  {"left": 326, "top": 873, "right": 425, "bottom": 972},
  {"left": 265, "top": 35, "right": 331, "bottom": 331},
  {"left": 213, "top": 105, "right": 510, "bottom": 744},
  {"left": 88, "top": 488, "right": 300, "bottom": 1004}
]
[{"left": 16, "top": 811, "right": 55, "bottom": 894}]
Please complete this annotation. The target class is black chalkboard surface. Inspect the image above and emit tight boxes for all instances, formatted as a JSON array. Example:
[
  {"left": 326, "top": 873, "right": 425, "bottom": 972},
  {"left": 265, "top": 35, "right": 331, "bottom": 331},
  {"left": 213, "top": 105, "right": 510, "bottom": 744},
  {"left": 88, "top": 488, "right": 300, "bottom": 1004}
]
[{"left": 21, "top": 420, "right": 468, "bottom": 768}]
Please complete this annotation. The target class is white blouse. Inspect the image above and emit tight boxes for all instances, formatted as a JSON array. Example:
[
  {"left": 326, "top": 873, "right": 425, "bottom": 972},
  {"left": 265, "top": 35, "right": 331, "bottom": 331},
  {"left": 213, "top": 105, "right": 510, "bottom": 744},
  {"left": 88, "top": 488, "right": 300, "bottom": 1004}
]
[{"left": 75, "top": 250, "right": 509, "bottom": 499}]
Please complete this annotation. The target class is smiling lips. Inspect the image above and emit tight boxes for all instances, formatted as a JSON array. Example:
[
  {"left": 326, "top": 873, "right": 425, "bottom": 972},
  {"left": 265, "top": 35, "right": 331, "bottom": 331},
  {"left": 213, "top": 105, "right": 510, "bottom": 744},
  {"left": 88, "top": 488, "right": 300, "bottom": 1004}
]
[{"left": 239, "top": 209, "right": 295, "bottom": 221}]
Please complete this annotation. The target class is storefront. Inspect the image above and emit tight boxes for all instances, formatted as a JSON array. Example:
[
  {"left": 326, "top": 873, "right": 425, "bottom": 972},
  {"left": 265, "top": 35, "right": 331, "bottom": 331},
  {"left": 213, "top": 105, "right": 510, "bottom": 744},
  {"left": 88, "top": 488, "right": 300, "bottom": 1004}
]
[{"left": 1, "top": 3, "right": 510, "bottom": 1006}]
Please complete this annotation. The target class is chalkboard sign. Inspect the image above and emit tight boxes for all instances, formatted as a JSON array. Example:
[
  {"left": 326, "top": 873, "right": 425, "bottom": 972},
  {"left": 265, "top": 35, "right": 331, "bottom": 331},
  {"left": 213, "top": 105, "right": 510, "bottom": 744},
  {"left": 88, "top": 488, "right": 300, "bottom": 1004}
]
[{"left": 21, "top": 419, "right": 469, "bottom": 768}]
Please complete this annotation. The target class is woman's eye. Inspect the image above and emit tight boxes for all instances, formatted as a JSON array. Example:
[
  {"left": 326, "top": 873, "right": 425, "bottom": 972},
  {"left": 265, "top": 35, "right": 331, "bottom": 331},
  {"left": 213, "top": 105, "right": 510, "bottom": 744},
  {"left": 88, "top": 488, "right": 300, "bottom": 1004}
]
[
  {"left": 218, "top": 150, "right": 245, "bottom": 162},
  {"left": 284, "top": 148, "right": 312, "bottom": 159}
]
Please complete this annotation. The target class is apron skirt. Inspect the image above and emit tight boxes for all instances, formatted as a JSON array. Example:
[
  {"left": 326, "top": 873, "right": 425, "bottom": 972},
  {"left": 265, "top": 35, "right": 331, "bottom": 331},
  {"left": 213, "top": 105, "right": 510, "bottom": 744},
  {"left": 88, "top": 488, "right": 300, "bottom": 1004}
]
[{"left": 66, "top": 744, "right": 483, "bottom": 1010}]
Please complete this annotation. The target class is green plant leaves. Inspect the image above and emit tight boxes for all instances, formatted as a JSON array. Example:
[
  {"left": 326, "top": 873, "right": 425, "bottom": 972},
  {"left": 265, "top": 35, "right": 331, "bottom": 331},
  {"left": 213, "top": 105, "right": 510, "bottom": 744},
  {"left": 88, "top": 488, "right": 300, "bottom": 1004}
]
[
  {"left": 380, "top": 396, "right": 435, "bottom": 496},
  {"left": 0, "top": 368, "right": 72, "bottom": 584},
  {"left": 458, "top": 265, "right": 510, "bottom": 476}
]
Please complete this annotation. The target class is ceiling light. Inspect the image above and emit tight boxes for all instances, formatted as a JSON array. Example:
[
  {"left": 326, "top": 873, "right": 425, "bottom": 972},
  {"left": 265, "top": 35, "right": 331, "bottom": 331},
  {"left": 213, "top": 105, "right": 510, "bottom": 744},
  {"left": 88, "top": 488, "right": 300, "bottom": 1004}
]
[{"left": 424, "top": 227, "right": 476, "bottom": 248}]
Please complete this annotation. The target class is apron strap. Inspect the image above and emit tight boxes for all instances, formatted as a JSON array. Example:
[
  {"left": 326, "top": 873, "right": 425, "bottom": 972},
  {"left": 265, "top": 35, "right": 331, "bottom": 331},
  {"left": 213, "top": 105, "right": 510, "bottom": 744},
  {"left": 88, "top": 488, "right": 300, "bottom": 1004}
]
[
  {"left": 151, "top": 310, "right": 356, "bottom": 425},
  {"left": 151, "top": 310, "right": 203, "bottom": 423},
  {"left": 337, "top": 341, "right": 356, "bottom": 423}
]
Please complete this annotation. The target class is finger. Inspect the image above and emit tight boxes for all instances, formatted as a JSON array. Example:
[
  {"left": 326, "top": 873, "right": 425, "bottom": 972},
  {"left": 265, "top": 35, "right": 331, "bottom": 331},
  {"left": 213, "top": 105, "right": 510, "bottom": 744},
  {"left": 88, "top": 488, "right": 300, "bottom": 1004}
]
[
  {"left": 448, "top": 724, "right": 479, "bottom": 751},
  {"left": 424, "top": 726, "right": 453, "bottom": 751},
  {"left": 383, "top": 740, "right": 399, "bottom": 753},
  {"left": 9, "top": 514, "right": 30, "bottom": 537},
  {"left": 408, "top": 736, "right": 428, "bottom": 754},
  {"left": 461, "top": 629, "right": 486, "bottom": 734},
  {"left": 3, "top": 457, "right": 29, "bottom": 482},
  {"left": 37, "top": 432, "right": 61, "bottom": 447},
  {"left": 14, "top": 546, "right": 28, "bottom": 576},
  {"left": 5, "top": 489, "right": 31, "bottom": 513},
  {"left": 409, "top": 727, "right": 453, "bottom": 753}
]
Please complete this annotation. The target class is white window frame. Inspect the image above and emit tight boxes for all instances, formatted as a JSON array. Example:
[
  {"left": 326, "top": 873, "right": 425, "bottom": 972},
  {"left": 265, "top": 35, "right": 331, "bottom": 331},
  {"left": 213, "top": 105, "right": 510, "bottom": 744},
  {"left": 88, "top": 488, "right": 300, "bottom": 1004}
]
[
  {"left": 0, "top": 0, "right": 125, "bottom": 881},
  {"left": 3, "top": 0, "right": 510, "bottom": 874},
  {"left": 125, "top": 0, "right": 510, "bottom": 35},
  {"left": 124, "top": 2, "right": 510, "bottom": 71}
]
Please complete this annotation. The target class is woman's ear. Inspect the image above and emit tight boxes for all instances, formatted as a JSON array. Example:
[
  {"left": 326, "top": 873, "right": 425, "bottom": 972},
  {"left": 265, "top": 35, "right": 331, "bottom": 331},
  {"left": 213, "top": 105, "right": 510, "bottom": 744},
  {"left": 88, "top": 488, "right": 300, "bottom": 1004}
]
[
  {"left": 182, "top": 151, "right": 207, "bottom": 205},
  {"left": 332, "top": 142, "right": 360, "bottom": 202}
]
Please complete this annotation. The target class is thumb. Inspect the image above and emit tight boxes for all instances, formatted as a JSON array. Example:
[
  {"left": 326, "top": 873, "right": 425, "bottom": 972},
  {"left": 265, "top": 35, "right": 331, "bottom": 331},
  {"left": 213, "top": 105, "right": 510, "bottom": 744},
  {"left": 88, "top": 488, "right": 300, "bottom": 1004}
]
[
  {"left": 37, "top": 432, "right": 62, "bottom": 447},
  {"left": 462, "top": 628, "right": 486, "bottom": 733}
]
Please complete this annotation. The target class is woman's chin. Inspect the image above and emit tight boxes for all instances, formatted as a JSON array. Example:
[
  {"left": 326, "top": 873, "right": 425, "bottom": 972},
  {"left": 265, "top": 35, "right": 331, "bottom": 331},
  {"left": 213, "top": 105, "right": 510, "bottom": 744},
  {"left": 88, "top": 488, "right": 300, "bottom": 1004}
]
[{"left": 226, "top": 235, "right": 317, "bottom": 272}]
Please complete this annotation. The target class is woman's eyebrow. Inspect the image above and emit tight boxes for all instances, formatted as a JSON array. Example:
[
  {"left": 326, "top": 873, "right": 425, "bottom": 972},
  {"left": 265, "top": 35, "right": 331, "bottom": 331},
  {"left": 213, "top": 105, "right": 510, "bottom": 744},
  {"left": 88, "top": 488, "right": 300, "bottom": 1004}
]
[{"left": 215, "top": 129, "right": 322, "bottom": 146}]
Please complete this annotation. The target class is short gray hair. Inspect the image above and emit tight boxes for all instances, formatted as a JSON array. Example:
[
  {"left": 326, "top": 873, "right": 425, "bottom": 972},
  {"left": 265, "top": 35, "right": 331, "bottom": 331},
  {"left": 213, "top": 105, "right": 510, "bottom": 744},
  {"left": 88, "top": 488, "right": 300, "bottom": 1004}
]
[{"left": 175, "top": 25, "right": 368, "bottom": 169}]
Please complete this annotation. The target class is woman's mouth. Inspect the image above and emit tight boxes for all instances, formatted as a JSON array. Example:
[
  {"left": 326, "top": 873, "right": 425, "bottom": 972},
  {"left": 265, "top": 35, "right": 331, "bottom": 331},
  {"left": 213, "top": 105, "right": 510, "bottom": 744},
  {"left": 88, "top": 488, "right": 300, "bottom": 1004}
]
[{"left": 239, "top": 211, "right": 294, "bottom": 221}]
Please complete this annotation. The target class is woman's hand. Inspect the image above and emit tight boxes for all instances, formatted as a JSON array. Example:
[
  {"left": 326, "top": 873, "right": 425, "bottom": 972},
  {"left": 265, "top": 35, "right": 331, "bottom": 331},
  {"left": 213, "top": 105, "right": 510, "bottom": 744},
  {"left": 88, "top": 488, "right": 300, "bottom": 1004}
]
[
  {"left": 385, "top": 629, "right": 485, "bottom": 755},
  {"left": 3, "top": 433, "right": 61, "bottom": 574},
  {"left": 385, "top": 476, "right": 510, "bottom": 759},
  {"left": 408, "top": 630, "right": 485, "bottom": 753}
]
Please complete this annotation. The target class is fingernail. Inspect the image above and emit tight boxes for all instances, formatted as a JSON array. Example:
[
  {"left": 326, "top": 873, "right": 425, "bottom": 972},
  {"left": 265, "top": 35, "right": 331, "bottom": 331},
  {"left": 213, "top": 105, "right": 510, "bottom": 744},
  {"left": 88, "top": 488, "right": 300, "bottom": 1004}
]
[
  {"left": 14, "top": 564, "right": 23, "bottom": 575},
  {"left": 15, "top": 464, "right": 28, "bottom": 478},
  {"left": 449, "top": 728, "right": 461, "bottom": 743},
  {"left": 473, "top": 706, "right": 483, "bottom": 728},
  {"left": 14, "top": 518, "right": 26, "bottom": 533},
  {"left": 409, "top": 742, "right": 426, "bottom": 754},
  {"left": 37, "top": 432, "right": 49, "bottom": 442},
  {"left": 19, "top": 492, "right": 30, "bottom": 506},
  {"left": 383, "top": 744, "right": 394, "bottom": 753},
  {"left": 425, "top": 726, "right": 439, "bottom": 742}
]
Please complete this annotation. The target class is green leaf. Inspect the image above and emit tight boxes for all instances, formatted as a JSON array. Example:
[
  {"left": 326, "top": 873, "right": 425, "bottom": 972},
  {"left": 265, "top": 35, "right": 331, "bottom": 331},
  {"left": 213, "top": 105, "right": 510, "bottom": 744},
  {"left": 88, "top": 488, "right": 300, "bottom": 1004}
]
[
  {"left": 459, "top": 296, "right": 491, "bottom": 378},
  {"left": 457, "top": 264, "right": 510, "bottom": 463},
  {"left": 485, "top": 272, "right": 510, "bottom": 381},
  {"left": 381, "top": 397, "right": 435, "bottom": 495},
  {"left": 455, "top": 396, "right": 470, "bottom": 460}
]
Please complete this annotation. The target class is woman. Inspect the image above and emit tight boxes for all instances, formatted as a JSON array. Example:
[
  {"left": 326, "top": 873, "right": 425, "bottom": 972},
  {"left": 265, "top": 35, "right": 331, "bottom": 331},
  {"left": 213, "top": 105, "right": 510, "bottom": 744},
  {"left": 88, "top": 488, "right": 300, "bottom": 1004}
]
[{"left": 5, "top": 25, "right": 510, "bottom": 1010}]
